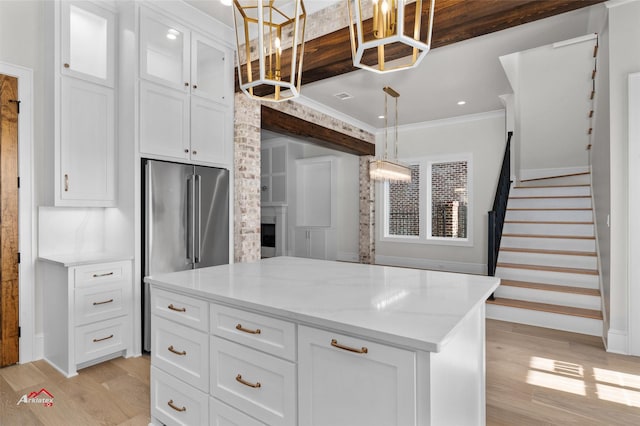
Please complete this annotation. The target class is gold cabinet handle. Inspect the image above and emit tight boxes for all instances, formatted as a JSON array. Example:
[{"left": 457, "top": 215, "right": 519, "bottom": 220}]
[
  {"left": 64, "top": 63, "right": 70, "bottom": 68},
  {"left": 235, "top": 374, "right": 261, "bottom": 388},
  {"left": 236, "top": 324, "right": 261, "bottom": 335},
  {"left": 167, "top": 399, "right": 186, "bottom": 412},
  {"left": 64, "top": 174, "right": 69, "bottom": 192},
  {"left": 184, "top": 82, "right": 189, "bottom": 87},
  {"left": 168, "top": 345, "right": 186, "bottom": 356},
  {"left": 331, "top": 339, "right": 368, "bottom": 354},
  {"left": 93, "top": 334, "right": 114, "bottom": 343},
  {"left": 92, "top": 272, "right": 114, "bottom": 278},
  {"left": 168, "top": 304, "right": 186, "bottom": 313},
  {"left": 93, "top": 298, "right": 113, "bottom": 306}
]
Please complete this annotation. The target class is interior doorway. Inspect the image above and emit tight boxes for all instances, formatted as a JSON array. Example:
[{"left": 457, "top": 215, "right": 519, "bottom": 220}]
[{"left": 0, "top": 73, "right": 20, "bottom": 367}]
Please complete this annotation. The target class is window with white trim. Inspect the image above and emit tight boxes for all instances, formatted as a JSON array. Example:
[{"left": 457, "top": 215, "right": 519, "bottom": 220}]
[{"left": 382, "top": 154, "right": 472, "bottom": 245}]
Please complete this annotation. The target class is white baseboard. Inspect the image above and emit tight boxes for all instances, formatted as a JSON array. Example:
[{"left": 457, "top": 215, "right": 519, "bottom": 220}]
[
  {"left": 337, "top": 251, "right": 359, "bottom": 263},
  {"left": 374, "top": 255, "right": 486, "bottom": 275},
  {"left": 520, "top": 166, "right": 590, "bottom": 181},
  {"left": 607, "top": 328, "right": 629, "bottom": 355}
]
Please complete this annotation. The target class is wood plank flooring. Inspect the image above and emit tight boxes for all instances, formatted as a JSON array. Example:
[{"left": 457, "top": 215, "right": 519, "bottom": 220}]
[{"left": 2, "top": 321, "right": 640, "bottom": 425}]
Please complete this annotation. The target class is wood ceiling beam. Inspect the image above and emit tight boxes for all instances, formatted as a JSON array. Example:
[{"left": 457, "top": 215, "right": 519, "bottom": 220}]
[
  {"left": 237, "top": 0, "right": 605, "bottom": 91},
  {"left": 261, "top": 106, "right": 375, "bottom": 156}
]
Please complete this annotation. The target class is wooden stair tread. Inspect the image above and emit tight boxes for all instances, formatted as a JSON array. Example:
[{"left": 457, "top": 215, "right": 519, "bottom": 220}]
[
  {"left": 507, "top": 207, "right": 592, "bottom": 211},
  {"left": 499, "top": 279, "right": 600, "bottom": 296},
  {"left": 500, "top": 247, "right": 597, "bottom": 257},
  {"left": 502, "top": 233, "right": 595, "bottom": 240},
  {"left": 497, "top": 262, "right": 598, "bottom": 275},
  {"left": 509, "top": 195, "right": 591, "bottom": 199},
  {"left": 520, "top": 171, "right": 590, "bottom": 183},
  {"left": 486, "top": 298, "right": 602, "bottom": 320},
  {"left": 514, "top": 184, "right": 590, "bottom": 189},
  {"left": 504, "top": 220, "right": 593, "bottom": 225}
]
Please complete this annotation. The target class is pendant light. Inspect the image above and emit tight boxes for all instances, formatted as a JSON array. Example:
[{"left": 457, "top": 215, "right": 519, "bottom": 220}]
[
  {"left": 232, "top": 0, "right": 306, "bottom": 102},
  {"left": 370, "top": 86, "right": 411, "bottom": 182},
  {"left": 347, "top": 0, "right": 435, "bottom": 73}
]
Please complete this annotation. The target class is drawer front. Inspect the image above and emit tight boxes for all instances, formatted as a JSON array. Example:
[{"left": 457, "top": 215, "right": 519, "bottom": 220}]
[
  {"left": 210, "top": 397, "right": 266, "bottom": 426},
  {"left": 75, "top": 282, "right": 128, "bottom": 325},
  {"left": 152, "top": 287, "right": 208, "bottom": 332},
  {"left": 211, "top": 337, "right": 296, "bottom": 426},
  {"left": 75, "top": 317, "right": 127, "bottom": 364},
  {"left": 211, "top": 304, "right": 296, "bottom": 361},
  {"left": 74, "top": 261, "right": 129, "bottom": 288},
  {"left": 152, "top": 315, "right": 209, "bottom": 392},
  {"left": 151, "top": 366, "right": 208, "bottom": 426}
]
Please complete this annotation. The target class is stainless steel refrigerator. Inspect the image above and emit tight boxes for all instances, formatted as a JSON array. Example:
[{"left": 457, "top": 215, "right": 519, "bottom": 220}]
[{"left": 143, "top": 159, "right": 229, "bottom": 351}]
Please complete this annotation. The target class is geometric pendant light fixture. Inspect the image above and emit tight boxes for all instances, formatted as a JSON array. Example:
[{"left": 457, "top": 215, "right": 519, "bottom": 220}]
[
  {"left": 370, "top": 86, "right": 412, "bottom": 182},
  {"left": 232, "top": 0, "right": 307, "bottom": 101},
  {"left": 347, "top": 0, "right": 435, "bottom": 73}
]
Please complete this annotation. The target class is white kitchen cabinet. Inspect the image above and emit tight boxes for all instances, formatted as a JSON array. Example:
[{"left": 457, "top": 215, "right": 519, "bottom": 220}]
[
  {"left": 294, "top": 227, "right": 336, "bottom": 260},
  {"left": 60, "top": 77, "right": 115, "bottom": 204},
  {"left": 42, "top": 259, "right": 133, "bottom": 377},
  {"left": 46, "top": 0, "right": 118, "bottom": 207},
  {"left": 295, "top": 156, "right": 337, "bottom": 227},
  {"left": 61, "top": 0, "right": 116, "bottom": 87},
  {"left": 261, "top": 144, "right": 288, "bottom": 205},
  {"left": 139, "top": 7, "right": 233, "bottom": 167},
  {"left": 298, "top": 326, "right": 417, "bottom": 426}
]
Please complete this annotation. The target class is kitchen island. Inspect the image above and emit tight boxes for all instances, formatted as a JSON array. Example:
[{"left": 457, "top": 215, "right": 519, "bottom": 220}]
[{"left": 146, "top": 256, "right": 500, "bottom": 426}]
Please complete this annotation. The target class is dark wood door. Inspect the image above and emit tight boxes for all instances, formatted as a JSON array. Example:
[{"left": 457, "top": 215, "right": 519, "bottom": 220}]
[{"left": 0, "top": 74, "right": 20, "bottom": 367}]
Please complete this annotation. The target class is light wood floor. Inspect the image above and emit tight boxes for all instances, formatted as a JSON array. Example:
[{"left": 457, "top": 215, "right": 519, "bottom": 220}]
[{"left": 1, "top": 320, "right": 639, "bottom": 425}]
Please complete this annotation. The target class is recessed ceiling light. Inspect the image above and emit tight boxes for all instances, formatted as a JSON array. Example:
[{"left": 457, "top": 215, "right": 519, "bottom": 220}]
[
  {"left": 378, "top": 115, "right": 385, "bottom": 119},
  {"left": 166, "top": 29, "right": 179, "bottom": 40},
  {"left": 457, "top": 100, "right": 467, "bottom": 105}
]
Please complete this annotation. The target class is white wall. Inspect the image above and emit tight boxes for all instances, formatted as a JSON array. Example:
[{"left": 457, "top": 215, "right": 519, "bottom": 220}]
[
  {"left": 375, "top": 111, "right": 506, "bottom": 273},
  {"left": 513, "top": 39, "right": 594, "bottom": 172},
  {"left": 605, "top": 0, "right": 640, "bottom": 354}
]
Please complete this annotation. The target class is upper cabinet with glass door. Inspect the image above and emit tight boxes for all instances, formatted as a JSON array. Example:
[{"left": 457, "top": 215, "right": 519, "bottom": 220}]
[
  {"left": 61, "top": 1, "right": 115, "bottom": 87},
  {"left": 140, "top": 8, "right": 231, "bottom": 105}
]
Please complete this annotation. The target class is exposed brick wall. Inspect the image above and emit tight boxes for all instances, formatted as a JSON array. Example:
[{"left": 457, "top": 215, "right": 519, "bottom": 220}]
[
  {"left": 431, "top": 161, "right": 468, "bottom": 238},
  {"left": 388, "top": 164, "right": 420, "bottom": 236},
  {"left": 359, "top": 156, "right": 375, "bottom": 264}
]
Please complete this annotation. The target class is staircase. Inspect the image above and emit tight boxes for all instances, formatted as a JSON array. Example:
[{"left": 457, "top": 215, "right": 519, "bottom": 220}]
[{"left": 486, "top": 172, "right": 604, "bottom": 336}]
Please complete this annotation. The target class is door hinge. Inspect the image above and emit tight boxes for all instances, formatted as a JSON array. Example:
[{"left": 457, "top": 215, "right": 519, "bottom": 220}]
[
  {"left": 8, "top": 99, "right": 20, "bottom": 114},
  {"left": 17, "top": 176, "right": 20, "bottom": 188},
  {"left": 17, "top": 252, "right": 20, "bottom": 264},
  {"left": 18, "top": 327, "right": 21, "bottom": 338}
]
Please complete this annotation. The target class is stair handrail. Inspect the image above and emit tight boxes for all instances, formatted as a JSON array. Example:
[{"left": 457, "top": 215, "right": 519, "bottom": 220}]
[{"left": 488, "top": 131, "right": 513, "bottom": 280}]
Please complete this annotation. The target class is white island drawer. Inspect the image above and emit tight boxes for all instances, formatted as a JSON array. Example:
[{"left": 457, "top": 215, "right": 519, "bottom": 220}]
[
  {"left": 75, "top": 316, "right": 127, "bottom": 364},
  {"left": 74, "top": 261, "right": 128, "bottom": 288},
  {"left": 211, "top": 303, "right": 296, "bottom": 361},
  {"left": 210, "top": 397, "right": 266, "bottom": 426},
  {"left": 152, "top": 366, "right": 208, "bottom": 426},
  {"left": 152, "top": 287, "right": 208, "bottom": 332},
  {"left": 75, "top": 282, "right": 128, "bottom": 325},
  {"left": 152, "top": 315, "right": 209, "bottom": 392},
  {"left": 211, "top": 336, "right": 296, "bottom": 426}
]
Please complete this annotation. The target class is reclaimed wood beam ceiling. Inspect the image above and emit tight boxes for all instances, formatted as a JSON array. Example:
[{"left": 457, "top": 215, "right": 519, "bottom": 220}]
[{"left": 241, "top": 0, "right": 605, "bottom": 92}]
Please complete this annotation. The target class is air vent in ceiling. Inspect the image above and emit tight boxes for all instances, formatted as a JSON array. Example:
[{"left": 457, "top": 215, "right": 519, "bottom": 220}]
[{"left": 334, "top": 92, "right": 354, "bottom": 100}]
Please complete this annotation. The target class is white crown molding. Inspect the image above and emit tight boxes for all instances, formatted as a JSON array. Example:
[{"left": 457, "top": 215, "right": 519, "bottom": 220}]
[
  {"left": 293, "top": 95, "right": 378, "bottom": 135},
  {"left": 395, "top": 109, "right": 506, "bottom": 133},
  {"left": 606, "top": 0, "right": 639, "bottom": 9}
]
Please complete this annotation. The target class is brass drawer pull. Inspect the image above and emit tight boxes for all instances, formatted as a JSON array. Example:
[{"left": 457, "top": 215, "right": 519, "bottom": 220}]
[
  {"left": 168, "top": 304, "right": 186, "bottom": 312},
  {"left": 93, "top": 334, "right": 114, "bottom": 343},
  {"left": 167, "top": 399, "right": 186, "bottom": 412},
  {"left": 236, "top": 374, "right": 261, "bottom": 388},
  {"left": 93, "top": 299, "right": 114, "bottom": 306},
  {"left": 236, "top": 323, "right": 261, "bottom": 335},
  {"left": 168, "top": 345, "right": 186, "bottom": 356},
  {"left": 92, "top": 272, "right": 114, "bottom": 278},
  {"left": 331, "top": 339, "right": 368, "bottom": 354}
]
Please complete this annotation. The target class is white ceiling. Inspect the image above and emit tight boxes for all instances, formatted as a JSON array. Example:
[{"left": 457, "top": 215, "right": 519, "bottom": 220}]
[{"left": 185, "top": 1, "right": 603, "bottom": 129}]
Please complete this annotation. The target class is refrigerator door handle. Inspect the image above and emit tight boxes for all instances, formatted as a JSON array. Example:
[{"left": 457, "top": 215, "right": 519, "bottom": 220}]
[
  {"left": 186, "top": 174, "right": 195, "bottom": 264},
  {"left": 145, "top": 162, "right": 152, "bottom": 276},
  {"left": 195, "top": 174, "right": 202, "bottom": 264}
]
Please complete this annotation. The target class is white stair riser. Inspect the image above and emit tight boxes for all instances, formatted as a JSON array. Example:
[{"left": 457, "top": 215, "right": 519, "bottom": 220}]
[
  {"left": 486, "top": 304, "right": 603, "bottom": 336},
  {"left": 510, "top": 186, "right": 590, "bottom": 197},
  {"left": 503, "top": 222, "right": 594, "bottom": 237},
  {"left": 501, "top": 236, "right": 596, "bottom": 252},
  {"left": 498, "top": 251, "right": 597, "bottom": 269},
  {"left": 517, "top": 175, "right": 591, "bottom": 187},
  {"left": 495, "top": 267, "right": 599, "bottom": 289},
  {"left": 508, "top": 198, "right": 591, "bottom": 209},
  {"left": 506, "top": 209, "right": 593, "bottom": 222},
  {"left": 494, "top": 286, "right": 601, "bottom": 310}
]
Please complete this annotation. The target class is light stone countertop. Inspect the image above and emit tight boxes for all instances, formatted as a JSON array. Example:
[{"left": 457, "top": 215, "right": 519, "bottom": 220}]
[
  {"left": 145, "top": 256, "right": 500, "bottom": 352},
  {"left": 38, "top": 252, "right": 133, "bottom": 267}
]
